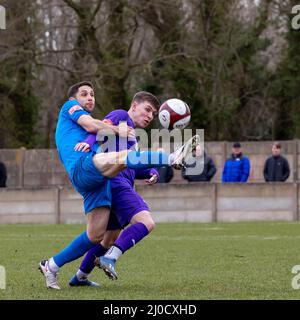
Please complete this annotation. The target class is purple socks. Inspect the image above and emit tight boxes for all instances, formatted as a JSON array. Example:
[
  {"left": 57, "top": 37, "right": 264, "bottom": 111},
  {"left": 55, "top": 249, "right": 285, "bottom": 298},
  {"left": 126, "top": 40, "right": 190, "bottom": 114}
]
[
  {"left": 79, "top": 244, "right": 107, "bottom": 274},
  {"left": 114, "top": 222, "right": 149, "bottom": 253},
  {"left": 78, "top": 223, "right": 149, "bottom": 274}
]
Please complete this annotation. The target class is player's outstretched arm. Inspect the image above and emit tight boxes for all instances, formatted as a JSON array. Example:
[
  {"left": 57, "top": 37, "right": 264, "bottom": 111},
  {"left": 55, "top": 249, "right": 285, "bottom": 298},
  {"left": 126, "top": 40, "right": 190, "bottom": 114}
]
[
  {"left": 77, "top": 114, "right": 117, "bottom": 134},
  {"left": 77, "top": 114, "right": 135, "bottom": 139}
]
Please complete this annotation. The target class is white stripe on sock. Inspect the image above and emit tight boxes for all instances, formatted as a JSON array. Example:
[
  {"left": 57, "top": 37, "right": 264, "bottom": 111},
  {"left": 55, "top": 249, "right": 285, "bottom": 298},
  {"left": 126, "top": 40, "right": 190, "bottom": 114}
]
[
  {"left": 76, "top": 269, "right": 89, "bottom": 280},
  {"left": 104, "top": 246, "right": 123, "bottom": 261}
]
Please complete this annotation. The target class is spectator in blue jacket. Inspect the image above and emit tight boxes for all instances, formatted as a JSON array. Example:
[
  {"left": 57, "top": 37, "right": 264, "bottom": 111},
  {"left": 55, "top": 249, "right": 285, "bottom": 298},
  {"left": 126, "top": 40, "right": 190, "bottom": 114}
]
[{"left": 222, "top": 142, "right": 250, "bottom": 183}]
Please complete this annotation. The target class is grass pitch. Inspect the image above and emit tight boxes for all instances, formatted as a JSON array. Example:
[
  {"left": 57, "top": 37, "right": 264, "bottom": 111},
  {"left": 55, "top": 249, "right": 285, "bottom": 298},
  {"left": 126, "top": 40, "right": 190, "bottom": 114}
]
[{"left": 1, "top": 221, "right": 300, "bottom": 300}]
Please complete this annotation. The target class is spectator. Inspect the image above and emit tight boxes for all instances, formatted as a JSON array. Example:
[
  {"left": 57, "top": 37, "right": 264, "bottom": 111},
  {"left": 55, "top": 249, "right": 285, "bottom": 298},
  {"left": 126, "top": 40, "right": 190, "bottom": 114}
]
[
  {"left": 263, "top": 142, "right": 290, "bottom": 182},
  {"left": 156, "top": 148, "right": 174, "bottom": 183},
  {"left": 182, "top": 145, "right": 217, "bottom": 182},
  {"left": 222, "top": 142, "right": 250, "bottom": 183},
  {"left": 0, "top": 161, "right": 7, "bottom": 187}
]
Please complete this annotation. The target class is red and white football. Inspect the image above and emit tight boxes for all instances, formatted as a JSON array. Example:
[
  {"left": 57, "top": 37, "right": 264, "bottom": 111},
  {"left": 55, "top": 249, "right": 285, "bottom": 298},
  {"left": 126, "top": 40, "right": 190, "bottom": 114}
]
[{"left": 158, "top": 99, "right": 191, "bottom": 130}]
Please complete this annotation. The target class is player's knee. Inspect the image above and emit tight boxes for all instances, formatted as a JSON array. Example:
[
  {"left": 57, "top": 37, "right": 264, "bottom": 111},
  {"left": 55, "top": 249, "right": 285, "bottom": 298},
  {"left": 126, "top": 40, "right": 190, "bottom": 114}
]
[
  {"left": 102, "top": 231, "right": 120, "bottom": 248},
  {"left": 131, "top": 211, "right": 155, "bottom": 232},
  {"left": 102, "top": 237, "right": 115, "bottom": 248},
  {"left": 93, "top": 153, "right": 127, "bottom": 178},
  {"left": 144, "top": 219, "right": 155, "bottom": 233},
  {"left": 87, "top": 229, "right": 105, "bottom": 244}
]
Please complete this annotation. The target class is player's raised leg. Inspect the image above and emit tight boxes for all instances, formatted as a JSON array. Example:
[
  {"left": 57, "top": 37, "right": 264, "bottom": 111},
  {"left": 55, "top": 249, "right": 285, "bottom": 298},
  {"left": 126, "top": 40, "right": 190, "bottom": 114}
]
[{"left": 93, "top": 135, "right": 200, "bottom": 178}]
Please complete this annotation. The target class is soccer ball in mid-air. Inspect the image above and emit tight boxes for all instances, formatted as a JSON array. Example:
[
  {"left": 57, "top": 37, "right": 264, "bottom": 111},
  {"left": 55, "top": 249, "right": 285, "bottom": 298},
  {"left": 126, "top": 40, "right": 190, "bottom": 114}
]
[{"left": 158, "top": 98, "right": 191, "bottom": 130}]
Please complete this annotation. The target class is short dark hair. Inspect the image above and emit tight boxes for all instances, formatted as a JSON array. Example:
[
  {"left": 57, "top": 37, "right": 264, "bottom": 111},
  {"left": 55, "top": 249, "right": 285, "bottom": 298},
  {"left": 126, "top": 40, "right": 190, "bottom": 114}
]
[
  {"left": 273, "top": 142, "right": 281, "bottom": 149},
  {"left": 131, "top": 91, "right": 160, "bottom": 110},
  {"left": 67, "top": 81, "right": 94, "bottom": 98},
  {"left": 233, "top": 142, "right": 241, "bottom": 148}
]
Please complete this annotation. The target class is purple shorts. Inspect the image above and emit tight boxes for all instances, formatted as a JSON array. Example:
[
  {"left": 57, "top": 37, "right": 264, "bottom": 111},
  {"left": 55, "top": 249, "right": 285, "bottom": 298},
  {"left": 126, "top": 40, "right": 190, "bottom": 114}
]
[{"left": 107, "top": 187, "right": 149, "bottom": 230}]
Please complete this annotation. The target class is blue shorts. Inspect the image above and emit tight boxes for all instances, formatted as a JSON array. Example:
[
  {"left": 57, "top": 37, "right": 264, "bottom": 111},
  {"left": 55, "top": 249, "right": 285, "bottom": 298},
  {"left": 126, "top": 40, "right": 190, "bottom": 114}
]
[
  {"left": 71, "top": 154, "right": 111, "bottom": 213},
  {"left": 108, "top": 187, "right": 150, "bottom": 229}
]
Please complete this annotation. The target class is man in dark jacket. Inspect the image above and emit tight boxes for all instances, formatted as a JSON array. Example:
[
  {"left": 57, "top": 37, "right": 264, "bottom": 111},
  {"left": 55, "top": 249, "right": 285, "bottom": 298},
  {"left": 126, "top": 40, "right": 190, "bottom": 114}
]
[
  {"left": 182, "top": 145, "right": 217, "bottom": 182},
  {"left": 155, "top": 148, "right": 174, "bottom": 183},
  {"left": 156, "top": 165, "right": 174, "bottom": 183},
  {"left": 0, "top": 161, "right": 7, "bottom": 187},
  {"left": 222, "top": 142, "right": 250, "bottom": 183},
  {"left": 263, "top": 142, "right": 290, "bottom": 182}
]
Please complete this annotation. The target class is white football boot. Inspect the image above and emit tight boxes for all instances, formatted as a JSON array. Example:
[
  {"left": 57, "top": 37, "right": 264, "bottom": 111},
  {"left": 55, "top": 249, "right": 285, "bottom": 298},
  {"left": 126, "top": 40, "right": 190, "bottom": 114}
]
[
  {"left": 39, "top": 259, "right": 60, "bottom": 290},
  {"left": 169, "top": 135, "right": 200, "bottom": 169}
]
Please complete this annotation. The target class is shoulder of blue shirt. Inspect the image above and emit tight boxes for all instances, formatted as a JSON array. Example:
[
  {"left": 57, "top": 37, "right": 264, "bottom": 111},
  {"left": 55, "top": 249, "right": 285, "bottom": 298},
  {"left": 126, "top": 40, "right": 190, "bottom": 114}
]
[{"left": 62, "top": 99, "right": 81, "bottom": 108}]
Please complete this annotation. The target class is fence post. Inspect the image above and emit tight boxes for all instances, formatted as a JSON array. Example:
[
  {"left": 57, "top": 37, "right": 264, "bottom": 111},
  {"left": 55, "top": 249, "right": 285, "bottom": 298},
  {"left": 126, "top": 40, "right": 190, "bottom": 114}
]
[
  {"left": 54, "top": 187, "right": 61, "bottom": 224},
  {"left": 212, "top": 183, "right": 218, "bottom": 222},
  {"left": 294, "top": 139, "right": 298, "bottom": 182},
  {"left": 16, "top": 147, "right": 26, "bottom": 188},
  {"left": 223, "top": 141, "right": 227, "bottom": 167},
  {"left": 294, "top": 183, "right": 299, "bottom": 221}
]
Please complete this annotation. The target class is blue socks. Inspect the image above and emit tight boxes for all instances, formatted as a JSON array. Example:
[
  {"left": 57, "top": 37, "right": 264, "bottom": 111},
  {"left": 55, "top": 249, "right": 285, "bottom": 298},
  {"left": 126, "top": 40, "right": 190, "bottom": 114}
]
[
  {"left": 126, "top": 151, "right": 169, "bottom": 169},
  {"left": 53, "top": 231, "right": 95, "bottom": 268}
]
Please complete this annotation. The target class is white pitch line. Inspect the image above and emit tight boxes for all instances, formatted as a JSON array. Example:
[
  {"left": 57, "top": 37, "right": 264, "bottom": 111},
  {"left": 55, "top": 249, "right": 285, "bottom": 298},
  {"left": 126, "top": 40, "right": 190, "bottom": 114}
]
[
  {"left": 1, "top": 233, "right": 300, "bottom": 241},
  {"left": 149, "top": 235, "right": 300, "bottom": 241}
]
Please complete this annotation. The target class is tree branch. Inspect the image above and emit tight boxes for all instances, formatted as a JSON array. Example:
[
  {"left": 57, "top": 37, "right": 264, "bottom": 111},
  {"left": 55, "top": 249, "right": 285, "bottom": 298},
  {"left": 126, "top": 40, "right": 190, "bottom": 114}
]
[{"left": 91, "top": 0, "right": 102, "bottom": 21}]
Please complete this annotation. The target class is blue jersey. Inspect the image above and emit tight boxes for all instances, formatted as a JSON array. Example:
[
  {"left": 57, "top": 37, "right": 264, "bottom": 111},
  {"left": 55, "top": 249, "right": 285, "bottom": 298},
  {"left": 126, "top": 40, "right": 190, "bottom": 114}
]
[{"left": 55, "top": 100, "right": 92, "bottom": 178}]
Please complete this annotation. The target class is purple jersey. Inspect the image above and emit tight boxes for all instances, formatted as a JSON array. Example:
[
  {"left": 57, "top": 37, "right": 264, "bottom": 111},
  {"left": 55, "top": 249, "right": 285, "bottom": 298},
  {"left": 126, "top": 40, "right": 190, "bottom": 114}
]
[
  {"left": 84, "top": 109, "right": 158, "bottom": 188},
  {"left": 104, "top": 110, "right": 137, "bottom": 189},
  {"left": 83, "top": 109, "right": 159, "bottom": 228},
  {"left": 102, "top": 110, "right": 158, "bottom": 190}
]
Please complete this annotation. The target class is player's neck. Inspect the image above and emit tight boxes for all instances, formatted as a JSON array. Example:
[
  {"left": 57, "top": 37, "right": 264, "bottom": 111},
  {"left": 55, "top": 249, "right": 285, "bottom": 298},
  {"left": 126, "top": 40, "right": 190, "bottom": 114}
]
[{"left": 127, "top": 109, "right": 137, "bottom": 126}]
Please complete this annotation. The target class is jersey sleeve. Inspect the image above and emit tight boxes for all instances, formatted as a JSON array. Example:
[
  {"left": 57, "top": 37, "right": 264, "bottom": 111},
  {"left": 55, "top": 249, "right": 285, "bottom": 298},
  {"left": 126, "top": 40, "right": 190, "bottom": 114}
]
[
  {"left": 134, "top": 168, "right": 160, "bottom": 181},
  {"left": 63, "top": 100, "right": 90, "bottom": 123},
  {"left": 84, "top": 134, "right": 97, "bottom": 148},
  {"left": 104, "top": 109, "right": 129, "bottom": 126}
]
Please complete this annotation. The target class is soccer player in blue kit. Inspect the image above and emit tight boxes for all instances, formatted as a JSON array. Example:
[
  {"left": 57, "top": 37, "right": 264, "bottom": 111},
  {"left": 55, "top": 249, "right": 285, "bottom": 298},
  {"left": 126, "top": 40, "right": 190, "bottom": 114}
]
[
  {"left": 39, "top": 82, "right": 199, "bottom": 289},
  {"left": 69, "top": 91, "right": 162, "bottom": 286}
]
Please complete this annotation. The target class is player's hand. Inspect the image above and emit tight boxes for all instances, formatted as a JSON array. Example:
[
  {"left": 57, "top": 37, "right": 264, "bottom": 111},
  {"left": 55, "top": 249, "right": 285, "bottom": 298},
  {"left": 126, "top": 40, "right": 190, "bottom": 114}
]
[
  {"left": 74, "top": 142, "right": 90, "bottom": 152},
  {"left": 146, "top": 174, "right": 158, "bottom": 185},
  {"left": 117, "top": 125, "right": 136, "bottom": 139},
  {"left": 127, "top": 127, "right": 136, "bottom": 140}
]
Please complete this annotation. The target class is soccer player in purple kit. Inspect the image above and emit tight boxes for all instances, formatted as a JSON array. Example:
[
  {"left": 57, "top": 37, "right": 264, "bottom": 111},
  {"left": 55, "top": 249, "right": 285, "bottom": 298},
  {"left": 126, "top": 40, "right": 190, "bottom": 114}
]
[
  {"left": 69, "top": 91, "right": 162, "bottom": 286},
  {"left": 39, "top": 81, "right": 198, "bottom": 289}
]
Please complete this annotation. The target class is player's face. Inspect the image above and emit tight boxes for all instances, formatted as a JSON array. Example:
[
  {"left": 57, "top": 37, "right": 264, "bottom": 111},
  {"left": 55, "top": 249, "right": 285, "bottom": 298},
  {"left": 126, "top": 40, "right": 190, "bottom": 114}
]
[
  {"left": 131, "top": 101, "right": 158, "bottom": 128},
  {"left": 272, "top": 146, "right": 281, "bottom": 156},
  {"left": 75, "top": 86, "right": 95, "bottom": 112}
]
